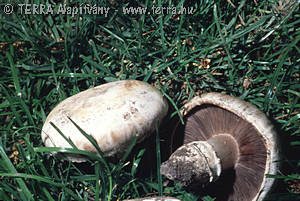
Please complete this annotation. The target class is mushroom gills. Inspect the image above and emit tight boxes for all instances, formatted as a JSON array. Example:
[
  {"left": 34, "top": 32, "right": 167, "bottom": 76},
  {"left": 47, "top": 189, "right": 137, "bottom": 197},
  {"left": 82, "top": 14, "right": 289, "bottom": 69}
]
[{"left": 160, "top": 93, "right": 279, "bottom": 201}]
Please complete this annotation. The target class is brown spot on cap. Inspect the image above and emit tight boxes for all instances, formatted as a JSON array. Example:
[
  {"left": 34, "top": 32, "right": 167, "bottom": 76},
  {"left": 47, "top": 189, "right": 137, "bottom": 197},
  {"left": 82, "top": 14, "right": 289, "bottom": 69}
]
[
  {"left": 123, "top": 112, "right": 131, "bottom": 120},
  {"left": 124, "top": 80, "right": 139, "bottom": 89},
  {"left": 130, "top": 106, "right": 138, "bottom": 115}
]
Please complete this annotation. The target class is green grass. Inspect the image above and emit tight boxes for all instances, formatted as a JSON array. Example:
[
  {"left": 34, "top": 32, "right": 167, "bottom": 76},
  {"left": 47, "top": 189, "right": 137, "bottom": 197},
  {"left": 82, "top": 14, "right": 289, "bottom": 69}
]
[{"left": 0, "top": 0, "right": 299, "bottom": 200}]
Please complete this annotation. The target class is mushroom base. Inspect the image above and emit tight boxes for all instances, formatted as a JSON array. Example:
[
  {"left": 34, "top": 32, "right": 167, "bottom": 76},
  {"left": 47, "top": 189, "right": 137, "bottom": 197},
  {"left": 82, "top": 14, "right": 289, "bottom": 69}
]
[
  {"left": 160, "top": 141, "right": 222, "bottom": 187},
  {"left": 160, "top": 134, "right": 239, "bottom": 187}
]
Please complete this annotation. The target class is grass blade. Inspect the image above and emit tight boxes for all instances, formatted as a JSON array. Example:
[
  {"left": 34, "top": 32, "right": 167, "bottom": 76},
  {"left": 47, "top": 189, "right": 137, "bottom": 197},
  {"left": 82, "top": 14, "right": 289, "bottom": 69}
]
[
  {"left": 155, "top": 121, "right": 163, "bottom": 196},
  {"left": 0, "top": 143, "right": 34, "bottom": 201},
  {"left": 6, "top": 50, "right": 21, "bottom": 97},
  {"left": 67, "top": 117, "right": 113, "bottom": 201}
]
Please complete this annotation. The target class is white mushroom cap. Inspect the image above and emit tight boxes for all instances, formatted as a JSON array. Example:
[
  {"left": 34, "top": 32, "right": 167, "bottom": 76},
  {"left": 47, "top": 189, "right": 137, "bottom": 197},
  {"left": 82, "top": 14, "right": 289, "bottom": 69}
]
[{"left": 41, "top": 80, "right": 168, "bottom": 162}]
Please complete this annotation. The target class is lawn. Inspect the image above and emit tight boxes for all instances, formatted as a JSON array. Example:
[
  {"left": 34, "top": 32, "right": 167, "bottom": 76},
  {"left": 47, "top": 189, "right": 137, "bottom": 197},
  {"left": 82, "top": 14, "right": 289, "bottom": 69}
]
[{"left": 0, "top": 0, "right": 299, "bottom": 200}]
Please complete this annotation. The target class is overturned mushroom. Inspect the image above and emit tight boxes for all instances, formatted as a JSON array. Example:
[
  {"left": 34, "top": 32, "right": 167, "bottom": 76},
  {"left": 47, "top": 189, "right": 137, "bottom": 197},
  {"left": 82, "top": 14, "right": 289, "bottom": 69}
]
[
  {"left": 160, "top": 93, "right": 280, "bottom": 201},
  {"left": 41, "top": 80, "right": 168, "bottom": 162}
]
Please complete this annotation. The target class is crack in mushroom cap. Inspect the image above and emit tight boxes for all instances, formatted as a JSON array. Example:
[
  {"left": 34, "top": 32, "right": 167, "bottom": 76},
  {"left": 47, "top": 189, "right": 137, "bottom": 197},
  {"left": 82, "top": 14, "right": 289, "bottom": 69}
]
[
  {"left": 41, "top": 80, "right": 168, "bottom": 162},
  {"left": 171, "top": 92, "right": 279, "bottom": 201}
]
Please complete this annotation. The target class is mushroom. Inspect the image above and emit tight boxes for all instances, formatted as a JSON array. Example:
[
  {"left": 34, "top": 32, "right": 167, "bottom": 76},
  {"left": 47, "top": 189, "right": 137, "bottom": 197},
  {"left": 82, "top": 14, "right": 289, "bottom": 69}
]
[
  {"left": 41, "top": 80, "right": 168, "bottom": 162},
  {"left": 160, "top": 93, "right": 280, "bottom": 201}
]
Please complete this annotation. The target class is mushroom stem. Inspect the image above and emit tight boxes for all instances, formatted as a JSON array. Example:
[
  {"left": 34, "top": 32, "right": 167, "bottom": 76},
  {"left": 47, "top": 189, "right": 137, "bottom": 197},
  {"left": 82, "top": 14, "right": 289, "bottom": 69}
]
[
  {"left": 160, "top": 134, "right": 239, "bottom": 187},
  {"left": 207, "top": 134, "right": 239, "bottom": 170}
]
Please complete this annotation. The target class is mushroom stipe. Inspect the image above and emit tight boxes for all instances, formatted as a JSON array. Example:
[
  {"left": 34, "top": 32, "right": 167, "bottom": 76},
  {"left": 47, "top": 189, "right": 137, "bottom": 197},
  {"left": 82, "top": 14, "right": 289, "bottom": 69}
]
[{"left": 161, "top": 93, "right": 280, "bottom": 201}]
